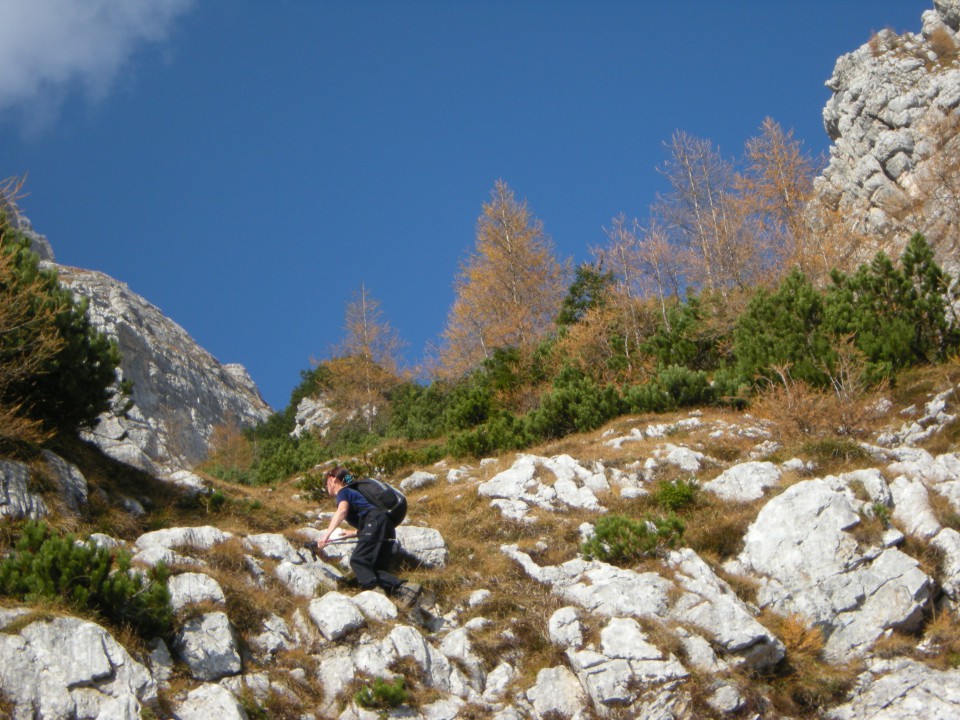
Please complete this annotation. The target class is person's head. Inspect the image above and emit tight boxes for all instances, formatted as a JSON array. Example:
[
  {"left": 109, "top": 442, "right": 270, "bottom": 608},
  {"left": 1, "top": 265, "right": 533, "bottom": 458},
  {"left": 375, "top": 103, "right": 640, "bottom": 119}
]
[{"left": 325, "top": 466, "right": 352, "bottom": 497}]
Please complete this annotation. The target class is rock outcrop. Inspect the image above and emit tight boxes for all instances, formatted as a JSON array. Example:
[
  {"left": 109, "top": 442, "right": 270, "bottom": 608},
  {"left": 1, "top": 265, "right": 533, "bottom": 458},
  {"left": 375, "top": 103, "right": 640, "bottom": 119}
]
[
  {"left": 815, "top": 0, "right": 960, "bottom": 259},
  {"left": 52, "top": 264, "right": 272, "bottom": 474}
]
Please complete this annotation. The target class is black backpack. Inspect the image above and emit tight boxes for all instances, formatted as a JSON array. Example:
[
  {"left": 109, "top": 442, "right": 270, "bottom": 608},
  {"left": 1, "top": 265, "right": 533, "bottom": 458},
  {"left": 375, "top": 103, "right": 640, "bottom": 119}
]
[{"left": 349, "top": 477, "right": 407, "bottom": 525}]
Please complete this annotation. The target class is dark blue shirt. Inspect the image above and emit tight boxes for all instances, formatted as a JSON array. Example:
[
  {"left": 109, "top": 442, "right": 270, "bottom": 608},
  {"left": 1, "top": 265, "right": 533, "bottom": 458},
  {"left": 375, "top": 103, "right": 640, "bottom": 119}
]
[{"left": 336, "top": 486, "right": 375, "bottom": 527}]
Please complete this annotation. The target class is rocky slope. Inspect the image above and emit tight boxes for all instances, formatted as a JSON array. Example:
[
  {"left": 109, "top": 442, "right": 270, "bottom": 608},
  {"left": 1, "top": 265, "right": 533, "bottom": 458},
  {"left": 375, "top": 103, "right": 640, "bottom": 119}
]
[{"left": 2, "top": 381, "right": 960, "bottom": 719}]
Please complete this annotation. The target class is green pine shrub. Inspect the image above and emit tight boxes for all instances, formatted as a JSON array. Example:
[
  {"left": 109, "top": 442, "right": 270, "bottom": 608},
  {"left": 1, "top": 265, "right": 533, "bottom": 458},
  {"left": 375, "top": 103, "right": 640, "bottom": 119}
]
[
  {"left": 354, "top": 676, "right": 408, "bottom": 710},
  {"left": 525, "top": 366, "right": 622, "bottom": 441},
  {"left": 581, "top": 514, "right": 685, "bottom": 564},
  {"left": 734, "top": 269, "right": 834, "bottom": 387},
  {"left": 654, "top": 478, "right": 699, "bottom": 512},
  {"left": 447, "top": 410, "right": 529, "bottom": 459},
  {"left": 366, "top": 442, "right": 446, "bottom": 476},
  {"left": 655, "top": 365, "right": 714, "bottom": 407},
  {"left": 824, "top": 234, "right": 958, "bottom": 380},
  {"left": 642, "top": 297, "right": 722, "bottom": 371},
  {"left": 388, "top": 380, "right": 451, "bottom": 440},
  {"left": 0, "top": 521, "right": 172, "bottom": 638},
  {"left": 622, "top": 366, "right": 716, "bottom": 414}
]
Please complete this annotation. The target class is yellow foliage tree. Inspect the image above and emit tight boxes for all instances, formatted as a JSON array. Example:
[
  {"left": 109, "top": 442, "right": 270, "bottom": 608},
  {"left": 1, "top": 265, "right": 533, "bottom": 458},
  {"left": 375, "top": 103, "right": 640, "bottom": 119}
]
[
  {"left": 326, "top": 283, "right": 404, "bottom": 432},
  {"left": 440, "top": 180, "right": 568, "bottom": 377}
]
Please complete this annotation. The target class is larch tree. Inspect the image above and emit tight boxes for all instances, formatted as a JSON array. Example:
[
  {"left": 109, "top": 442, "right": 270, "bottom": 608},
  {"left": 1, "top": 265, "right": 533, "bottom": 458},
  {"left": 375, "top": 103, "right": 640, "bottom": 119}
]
[
  {"left": 653, "top": 131, "right": 756, "bottom": 295},
  {"left": 736, "top": 118, "right": 822, "bottom": 282},
  {"left": 326, "top": 283, "right": 404, "bottom": 433},
  {"left": 440, "top": 180, "right": 568, "bottom": 378}
]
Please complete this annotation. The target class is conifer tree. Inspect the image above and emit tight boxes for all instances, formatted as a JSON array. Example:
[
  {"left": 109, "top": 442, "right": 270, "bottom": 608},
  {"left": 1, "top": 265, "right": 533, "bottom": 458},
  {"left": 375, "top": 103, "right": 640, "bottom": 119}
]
[
  {"left": 326, "top": 283, "right": 404, "bottom": 433},
  {"left": 0, "top": 193, "right": 120, "bottom": 437},
  {"left": 440, "top": 180, "right": 568, "bottom": 377}
]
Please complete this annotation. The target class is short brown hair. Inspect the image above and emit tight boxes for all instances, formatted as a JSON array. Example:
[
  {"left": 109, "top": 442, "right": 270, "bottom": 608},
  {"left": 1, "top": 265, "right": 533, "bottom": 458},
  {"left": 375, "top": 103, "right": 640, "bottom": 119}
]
[{"left": 327, "top": 466, "right": 351, "bottom": 483}]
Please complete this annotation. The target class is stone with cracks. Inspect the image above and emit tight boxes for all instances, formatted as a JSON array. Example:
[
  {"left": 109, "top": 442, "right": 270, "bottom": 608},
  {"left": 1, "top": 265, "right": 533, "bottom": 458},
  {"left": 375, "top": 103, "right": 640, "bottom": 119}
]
[
  {"left": 549, "top": 607, "right": 584, "bottom": 648},
  {"left": 730, "top": 479, "right": 933, "bottom": 660},
  {"left": 172, "top": 683, "right": 248, "bottom": 720},
  {"left": 0, "top": 615, "right": 157, "bottom": 720},
  {"left": 172, "top": 611, "right": 242, "bottom": 681},
  {"left": 308, "top": 591, "right": 366, "bottom": 641},
  {"left": 826, "top": 657, "right": 960, "bottom": 720},
  {"left": 53, "top": 264, "right": 272, "bottom": 474},
  {"left": 0, "top": 459, "right": 48, "bottom": 520},
  {"left": 526, "top": 666, "right": 588, "bottom": 720},
  {"left": 168, "top": 572, "right": 226, "bottom": 612}
]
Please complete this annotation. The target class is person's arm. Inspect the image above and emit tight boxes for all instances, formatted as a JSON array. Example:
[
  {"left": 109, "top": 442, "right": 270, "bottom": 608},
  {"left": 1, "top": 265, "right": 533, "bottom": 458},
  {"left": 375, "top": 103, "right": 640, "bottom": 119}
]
[{"left": 319, "top": 499, "right": 353, "bottom": 546}]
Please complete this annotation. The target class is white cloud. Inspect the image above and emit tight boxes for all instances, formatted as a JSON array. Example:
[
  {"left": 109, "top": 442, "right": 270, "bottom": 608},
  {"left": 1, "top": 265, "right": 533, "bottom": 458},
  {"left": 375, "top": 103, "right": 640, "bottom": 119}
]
[{"left": 0, "top": 0, "right": 195, "bottom": 128}]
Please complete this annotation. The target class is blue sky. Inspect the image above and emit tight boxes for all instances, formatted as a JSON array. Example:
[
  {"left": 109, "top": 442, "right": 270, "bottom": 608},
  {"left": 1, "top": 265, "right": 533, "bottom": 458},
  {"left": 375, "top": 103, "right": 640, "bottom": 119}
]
[{"left": 1, "top": 0, "right": 933, "bottom": 411}]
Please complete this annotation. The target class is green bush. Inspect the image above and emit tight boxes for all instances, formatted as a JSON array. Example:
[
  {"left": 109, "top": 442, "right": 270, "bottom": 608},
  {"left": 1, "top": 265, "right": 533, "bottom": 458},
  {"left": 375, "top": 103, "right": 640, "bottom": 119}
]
[
  {"left": 525, "top": 366, "right": 622, "bottom": 440},
  {"left": 642, "top": 297, "right": 721, "bottom": 371},
  {"left": 734, "top": 269, "right": 834, "bottom": 387},
  {"left": 447, "top": 410, "right": 529, "bottom": 459},
  {"left": 388, "top": 380, "right": 450, "bottom": 440},
  {"left": 654, "top": 478, "right": 699, "bottom": 512},
  {"left": 581, "top": 514, "right": 685, "bottom": 564},
  {"left": 656, "top": 365, "right": 714, "bottom": 407},
  {"left": 622, "top": 366, "right": 716, "bottom": 414},
  {"left": 824, "top": 234, "right": 958, "bottom": 380},
  {"left": 0, "top": 521, "right": 172, "bottom": 638},
  {"left": 354, "top": 676, "right": 407, "bottom": 710},
  {"left": 367, "top": 442, "right": 445, "bottom": 476}
]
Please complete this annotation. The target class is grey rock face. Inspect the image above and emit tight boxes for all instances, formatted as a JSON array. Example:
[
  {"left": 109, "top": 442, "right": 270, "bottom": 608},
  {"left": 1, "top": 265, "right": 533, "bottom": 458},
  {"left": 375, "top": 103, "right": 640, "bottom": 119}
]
[
  {"left": 51, "top": 264, "right": 272, "bottom": 473},
  {"left": 815, "top": 1, "right": 960, "bottom": 258},
  {"left": 173, "top": 611, "right": 242, "bottom": 682},
  {"left": 729, "top": 479, "right": 934, "bottom": 660},
  {"left": 0, "top": 459, "right": 48, "bottom": 520}
]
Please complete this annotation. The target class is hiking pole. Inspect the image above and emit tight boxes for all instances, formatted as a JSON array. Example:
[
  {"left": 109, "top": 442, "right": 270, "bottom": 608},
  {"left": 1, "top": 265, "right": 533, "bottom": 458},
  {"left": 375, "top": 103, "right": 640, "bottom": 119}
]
[{"left": 302, "top": 537, "right": 359, "bottom": 561}]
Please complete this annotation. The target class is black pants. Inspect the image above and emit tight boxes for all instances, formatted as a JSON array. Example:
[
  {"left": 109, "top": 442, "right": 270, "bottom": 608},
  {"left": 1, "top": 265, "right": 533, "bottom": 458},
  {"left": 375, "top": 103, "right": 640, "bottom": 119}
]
[{"left": 351, "top": 510, "right": 403, "bottom": 594}]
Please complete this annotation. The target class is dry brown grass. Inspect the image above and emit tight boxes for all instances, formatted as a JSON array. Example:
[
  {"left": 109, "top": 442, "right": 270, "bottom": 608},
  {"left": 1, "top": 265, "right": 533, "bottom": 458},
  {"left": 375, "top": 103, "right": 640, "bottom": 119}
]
[
  {"left": 685, "top": 496, "right": 766, "bottom": 563},
  {"left": 921, "top": 609, "right": 960, "bottom": 669},
  {"left": 929, "top": 489, "right": 960, "bottom": 532},
  {"left": 755, "top": 610, "right": 862, "bottom": 718}
]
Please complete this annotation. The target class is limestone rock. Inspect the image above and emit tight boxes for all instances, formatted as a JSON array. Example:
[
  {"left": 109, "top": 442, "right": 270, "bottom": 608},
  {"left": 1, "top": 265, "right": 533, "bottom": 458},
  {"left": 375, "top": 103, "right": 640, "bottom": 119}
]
[
  {"left": 172, "top": 611, "right": 242, "bottom": 681},
  {"left": 172, "top": 683, "right": 248, "bottom": 720},
  {"left": 39, "top": 450, "right": 88, "bottom": 514},
  {"left": 826, "top": 657, "right": 960, "bottom": 719},
  {"left": 815, "top": 1, "right": 960, "bottom": 261},
  {"left": 52, "top": 264, "right": 272, "bottom": 473},
  {"left": 396, "top": 525, "right": 449, "bottom": 568},
  {"left": 308, "top": 591, "right": 366, "bottom": 641},
  {"left": 291, "top": 395, "right": 335, "bottom": 439},
  {"left": 730, "top": 479, "right": 934, "bottom": 660},
  {"left": 702, "top": 461, "right": 781, "bottom": 502},
  {"left": 479, "top": 454, "right": 604, "bottom": 520},
  {"left": 168, "top": 572, "right": 226, "bottom": 612},
  {"left": 0, "top": 614, "right": 157, "bottom": 720},
  {"left": 525, "top": 666, "right": 588, "bottom": 719},
  {"left": 549, "top": 607, "right": 584, "bottom": 648},
  {"left": 400, "top": 470, "right": 439, "bottom": 491},
  {"left": 0, "top": 458, "right": 48, "bottom": 520}
]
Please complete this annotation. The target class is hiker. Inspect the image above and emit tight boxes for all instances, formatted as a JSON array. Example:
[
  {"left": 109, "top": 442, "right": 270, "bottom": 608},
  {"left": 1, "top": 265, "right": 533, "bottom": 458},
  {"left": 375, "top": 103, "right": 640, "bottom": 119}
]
[{"left": 312, "top": 466, "right": 421, "bottom": 607}]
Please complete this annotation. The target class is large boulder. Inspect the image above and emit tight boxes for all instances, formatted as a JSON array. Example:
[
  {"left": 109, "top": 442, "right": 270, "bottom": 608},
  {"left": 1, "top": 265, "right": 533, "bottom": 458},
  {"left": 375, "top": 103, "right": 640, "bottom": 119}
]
[
  {"left": 728, "top": 479, "right": 934, "bottom": 660},
  {"left": 0, "top": 610, "right": 157, "bottom": 720}
]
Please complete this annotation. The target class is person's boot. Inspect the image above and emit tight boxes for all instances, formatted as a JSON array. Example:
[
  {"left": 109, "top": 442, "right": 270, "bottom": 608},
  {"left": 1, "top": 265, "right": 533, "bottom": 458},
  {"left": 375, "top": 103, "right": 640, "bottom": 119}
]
[{"left": 394, "top": 582, "right": 422, "bottom": 608}]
